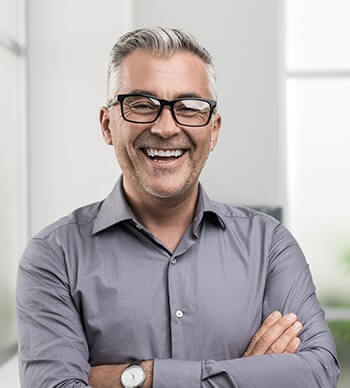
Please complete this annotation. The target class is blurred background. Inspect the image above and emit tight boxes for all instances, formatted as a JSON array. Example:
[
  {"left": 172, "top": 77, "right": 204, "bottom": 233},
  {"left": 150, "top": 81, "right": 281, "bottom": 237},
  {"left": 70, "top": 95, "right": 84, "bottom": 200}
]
[{"left": 1, "top": 0, "right": 349, "bottom": 386}]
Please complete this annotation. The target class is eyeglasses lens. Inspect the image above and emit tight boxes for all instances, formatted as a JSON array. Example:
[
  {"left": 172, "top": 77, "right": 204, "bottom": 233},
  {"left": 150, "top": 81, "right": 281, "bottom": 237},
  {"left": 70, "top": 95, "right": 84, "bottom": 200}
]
[{"left": 122, "top": 96, "right": 211, "bottom": 126}]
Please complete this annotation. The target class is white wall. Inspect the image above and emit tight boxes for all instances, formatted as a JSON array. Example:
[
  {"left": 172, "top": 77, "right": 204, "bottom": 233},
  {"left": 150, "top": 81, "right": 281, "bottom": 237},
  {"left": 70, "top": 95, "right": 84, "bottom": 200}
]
[
  {"left": 0, "top": 35, "right": 20, "bottom": 352},
  {"left": 27, "top": 0, "right": 285, "bottom": 235},
  {"left": 0, "top": 356, "right": 20, "bottom": 388},
  {"left": 28, "top": 0, "right": 131, "bottom": 235}
]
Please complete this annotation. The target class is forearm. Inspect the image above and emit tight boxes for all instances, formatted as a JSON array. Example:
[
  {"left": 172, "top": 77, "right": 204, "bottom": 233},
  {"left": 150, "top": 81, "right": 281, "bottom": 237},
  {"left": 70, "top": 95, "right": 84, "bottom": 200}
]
[
  {"left": 202, "top": 350, "right": 339, "bottom": 388},
  {"left": 89, "top": 360, "right": 153, "bottom": 388},
  {"left": 153, "top": 349, "right": 339, "bottom": 388},
  {"left": 88, "top": 346, "right": 339, "bottom": 388}
]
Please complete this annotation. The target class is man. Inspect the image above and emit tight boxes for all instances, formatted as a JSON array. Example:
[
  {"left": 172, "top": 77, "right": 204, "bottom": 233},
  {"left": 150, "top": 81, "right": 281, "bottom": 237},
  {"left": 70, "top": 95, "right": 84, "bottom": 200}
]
[{"left": 17, "top": 27, "right": 340, "bottom": 387}]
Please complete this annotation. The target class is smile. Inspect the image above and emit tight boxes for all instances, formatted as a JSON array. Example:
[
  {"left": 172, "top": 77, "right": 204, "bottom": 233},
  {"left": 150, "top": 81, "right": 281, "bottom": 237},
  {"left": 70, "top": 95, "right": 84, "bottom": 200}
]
[{"left": 141, "top": 148, "right": 189, "bottom": 161}]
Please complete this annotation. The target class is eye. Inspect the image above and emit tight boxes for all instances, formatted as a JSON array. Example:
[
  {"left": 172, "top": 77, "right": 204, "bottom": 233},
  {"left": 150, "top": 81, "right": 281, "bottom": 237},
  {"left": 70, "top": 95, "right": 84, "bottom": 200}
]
[
  {"left": 131, "top": 102, "right": 156, "bottom": 110},
  {"left": 177, "top": 105, "right": 198, "bottom": 112},
  {"left": 125, "top": 97, "right": 159, "bottom": 113},
  {"left": 175, "top": 100, "right": 209, "bottom": 116}
]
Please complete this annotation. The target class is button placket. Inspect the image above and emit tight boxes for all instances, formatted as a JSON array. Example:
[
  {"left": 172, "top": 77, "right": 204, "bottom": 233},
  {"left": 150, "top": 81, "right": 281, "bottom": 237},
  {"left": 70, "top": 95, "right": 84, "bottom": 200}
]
[{"left": 167, "top": 253, "right": 186, "bottom": 358}]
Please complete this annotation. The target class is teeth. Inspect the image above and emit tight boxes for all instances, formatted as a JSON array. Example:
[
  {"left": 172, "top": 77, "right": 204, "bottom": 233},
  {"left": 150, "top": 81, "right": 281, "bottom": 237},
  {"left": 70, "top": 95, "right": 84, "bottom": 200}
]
[{"left": 144, "top": 149, "right": 185, "bottom": 158}]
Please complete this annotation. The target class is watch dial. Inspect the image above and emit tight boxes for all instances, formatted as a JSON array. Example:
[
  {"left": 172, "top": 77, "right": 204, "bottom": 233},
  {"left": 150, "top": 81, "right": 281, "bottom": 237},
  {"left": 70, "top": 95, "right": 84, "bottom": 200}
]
[{"left": 121, "top": 365, "right": 146, "bottom": 386}]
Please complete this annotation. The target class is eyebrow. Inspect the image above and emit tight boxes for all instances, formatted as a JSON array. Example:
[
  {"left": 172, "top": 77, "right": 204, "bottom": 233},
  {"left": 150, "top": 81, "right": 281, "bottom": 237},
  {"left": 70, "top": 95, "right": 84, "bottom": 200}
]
[{"left": 127, "top": 89, "right": 204, "bottom": 99}]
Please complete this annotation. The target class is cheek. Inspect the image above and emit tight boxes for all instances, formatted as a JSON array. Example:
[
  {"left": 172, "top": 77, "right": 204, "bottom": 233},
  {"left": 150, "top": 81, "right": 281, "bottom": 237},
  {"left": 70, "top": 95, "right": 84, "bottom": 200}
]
[
  {"left": 110, "top": 123, "right": 143, "bottom": 161},
  {"left": 195, "top": 132, "right": 212, "bottom": 156},
  {"left": 109, "top": 120, "right": 129, "bottom": 148}
]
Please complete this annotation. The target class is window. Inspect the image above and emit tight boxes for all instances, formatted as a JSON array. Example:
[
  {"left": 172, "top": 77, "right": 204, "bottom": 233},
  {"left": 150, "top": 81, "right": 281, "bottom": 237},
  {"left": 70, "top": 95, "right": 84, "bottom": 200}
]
[{"left": 286, "top": 1, "right": 350, "bottom": 386}]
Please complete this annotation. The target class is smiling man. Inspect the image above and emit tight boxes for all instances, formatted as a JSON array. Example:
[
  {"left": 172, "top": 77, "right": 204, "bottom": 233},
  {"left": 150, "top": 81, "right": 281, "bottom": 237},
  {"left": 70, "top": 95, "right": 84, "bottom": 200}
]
[
  {"left": 99, "top": 48, "right": 220, "bottom": 253},
  {"left": 17, "top": 27, "right": 340, "bottom": 388}
]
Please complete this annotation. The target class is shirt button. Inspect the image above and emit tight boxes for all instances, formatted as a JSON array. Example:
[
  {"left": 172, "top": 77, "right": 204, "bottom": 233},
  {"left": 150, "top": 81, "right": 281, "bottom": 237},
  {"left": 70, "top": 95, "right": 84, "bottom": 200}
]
[
  {"left": 176, "top": 310, "right": 184, "bottom": 318},
  {"left": 170, "top": 258, "right": 177, "bottom": 265},
  {"left": 135, "top": 223, "right": 142, "bottom": 230}
]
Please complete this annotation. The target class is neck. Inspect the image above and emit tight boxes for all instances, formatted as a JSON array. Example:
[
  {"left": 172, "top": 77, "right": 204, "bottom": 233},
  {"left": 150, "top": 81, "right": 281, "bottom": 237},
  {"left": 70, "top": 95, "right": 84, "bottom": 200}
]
[{"left": 122, "top": 179, "right": 200, "bottom": 231}]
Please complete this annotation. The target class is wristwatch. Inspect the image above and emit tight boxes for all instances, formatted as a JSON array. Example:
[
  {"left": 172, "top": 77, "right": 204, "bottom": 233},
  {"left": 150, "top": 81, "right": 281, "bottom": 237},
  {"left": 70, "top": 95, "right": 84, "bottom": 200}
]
[{"left": 120, "top": 360, "right": 146, "bottom": 388}]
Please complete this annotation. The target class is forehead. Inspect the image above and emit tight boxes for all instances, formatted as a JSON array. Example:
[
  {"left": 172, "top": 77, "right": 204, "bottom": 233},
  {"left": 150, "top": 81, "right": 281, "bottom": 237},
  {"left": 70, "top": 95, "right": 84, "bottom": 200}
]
[{"left": 118, "top": 49, "right": 210, "bottom": 98}]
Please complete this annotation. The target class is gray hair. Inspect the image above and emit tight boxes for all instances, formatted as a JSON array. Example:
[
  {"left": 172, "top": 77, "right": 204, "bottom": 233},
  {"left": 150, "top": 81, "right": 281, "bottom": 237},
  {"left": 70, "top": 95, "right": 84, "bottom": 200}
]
[{"left": 106, "top": 27, "right": 217, "bottom": 105}]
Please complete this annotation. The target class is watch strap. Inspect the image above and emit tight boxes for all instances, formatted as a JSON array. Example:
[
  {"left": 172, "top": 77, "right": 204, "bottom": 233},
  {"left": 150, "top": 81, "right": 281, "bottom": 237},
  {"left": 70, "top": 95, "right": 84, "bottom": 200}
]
[{"left": 127, "top": 359, "right": 144, "bottom": 368}]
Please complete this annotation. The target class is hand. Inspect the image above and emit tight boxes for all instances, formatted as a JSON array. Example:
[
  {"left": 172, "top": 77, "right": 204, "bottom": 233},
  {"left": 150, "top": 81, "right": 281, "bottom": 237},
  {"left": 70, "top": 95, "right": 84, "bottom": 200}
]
[{"left": 242, "top": 311, "right": 303, "bottom": 357}]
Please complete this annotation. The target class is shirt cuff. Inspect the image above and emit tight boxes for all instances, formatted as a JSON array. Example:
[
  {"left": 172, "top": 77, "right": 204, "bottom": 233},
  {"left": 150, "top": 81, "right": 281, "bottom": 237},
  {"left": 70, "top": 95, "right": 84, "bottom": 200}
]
[{"left": 153, "top": 358, "right": 201, "bottom": 388}]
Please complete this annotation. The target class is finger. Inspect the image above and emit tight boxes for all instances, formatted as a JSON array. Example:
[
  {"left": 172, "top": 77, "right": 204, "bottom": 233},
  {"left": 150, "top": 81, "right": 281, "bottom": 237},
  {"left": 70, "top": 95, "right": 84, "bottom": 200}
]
[
  {"left": 251, "top": 313, "right": 298, "bottom": 356},
  {"left": 266, "top": 321, "right": 303, "bottom": 354},
  {"left": 243, "top": 311, "right": 282, "bottom": 357},
  {"left": 284, "top": 336, "right": 301, "bottom": 354}
]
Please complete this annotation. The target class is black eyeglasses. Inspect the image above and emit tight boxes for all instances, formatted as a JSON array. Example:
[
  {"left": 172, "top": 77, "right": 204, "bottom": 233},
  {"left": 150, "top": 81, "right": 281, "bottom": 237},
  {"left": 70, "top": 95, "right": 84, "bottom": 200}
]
[{"left": 107, "top": 93, "right": 217, "bottom": 127}]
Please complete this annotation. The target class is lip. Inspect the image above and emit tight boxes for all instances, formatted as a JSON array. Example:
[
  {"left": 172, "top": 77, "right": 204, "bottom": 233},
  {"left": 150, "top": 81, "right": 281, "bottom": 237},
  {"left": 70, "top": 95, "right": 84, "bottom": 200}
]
[{"left": 139, "top": 148, "right": 188, "bottom": 169}]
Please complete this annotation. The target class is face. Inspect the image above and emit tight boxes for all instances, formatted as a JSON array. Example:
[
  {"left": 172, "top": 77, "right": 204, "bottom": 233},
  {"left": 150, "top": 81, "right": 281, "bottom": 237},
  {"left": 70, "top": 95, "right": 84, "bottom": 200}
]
[{"left": 100, "top": 49, "right": 221, "bottom": 201}]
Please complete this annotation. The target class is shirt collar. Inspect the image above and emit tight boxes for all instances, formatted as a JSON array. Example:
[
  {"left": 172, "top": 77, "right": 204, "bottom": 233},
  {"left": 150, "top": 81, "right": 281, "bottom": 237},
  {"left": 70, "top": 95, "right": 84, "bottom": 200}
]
[
  {"left": 92, "top": 176, "right": 226, "bottom": 236},
  {"left": 192, "top": 182, "right": 227, "bottom": 234},
  {"left": 92, "top": 176, "right": 137, "bottom": 235}
]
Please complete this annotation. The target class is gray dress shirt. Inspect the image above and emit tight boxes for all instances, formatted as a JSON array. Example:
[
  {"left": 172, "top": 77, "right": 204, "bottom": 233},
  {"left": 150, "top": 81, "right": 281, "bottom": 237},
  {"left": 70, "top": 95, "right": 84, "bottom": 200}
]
[{"left": 16, "top": 176, "right": 340, "bottom": 388}]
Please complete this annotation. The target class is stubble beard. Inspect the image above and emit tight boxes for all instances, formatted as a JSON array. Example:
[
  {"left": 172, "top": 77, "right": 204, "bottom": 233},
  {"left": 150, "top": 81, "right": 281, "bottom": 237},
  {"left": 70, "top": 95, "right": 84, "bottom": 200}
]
[{"left": 118, "top": 136, "right": 212, "bottom": 201}]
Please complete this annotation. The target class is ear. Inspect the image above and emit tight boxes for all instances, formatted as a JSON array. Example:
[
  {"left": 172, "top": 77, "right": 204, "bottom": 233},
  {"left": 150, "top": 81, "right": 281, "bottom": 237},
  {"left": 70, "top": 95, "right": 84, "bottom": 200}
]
[
  {"left": 210, "top": 112, "right": 222, "bottom": 151},
  {"left": 100, "top": 107, "right": 113, "bottom": 145}
]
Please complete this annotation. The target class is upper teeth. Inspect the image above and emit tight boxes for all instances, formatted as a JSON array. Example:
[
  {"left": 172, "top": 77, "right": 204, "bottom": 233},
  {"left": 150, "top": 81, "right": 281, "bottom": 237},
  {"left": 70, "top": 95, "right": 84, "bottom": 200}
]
[{"left": 145, "top": 149, "right": 185, "bottom": 157}]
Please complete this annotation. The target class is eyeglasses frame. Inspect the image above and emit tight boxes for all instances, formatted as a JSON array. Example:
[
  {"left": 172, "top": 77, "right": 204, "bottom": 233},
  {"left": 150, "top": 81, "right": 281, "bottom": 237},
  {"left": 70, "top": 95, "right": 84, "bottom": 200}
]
[{"left": 107, "top": 93, "right": 217, "bottom": 127}]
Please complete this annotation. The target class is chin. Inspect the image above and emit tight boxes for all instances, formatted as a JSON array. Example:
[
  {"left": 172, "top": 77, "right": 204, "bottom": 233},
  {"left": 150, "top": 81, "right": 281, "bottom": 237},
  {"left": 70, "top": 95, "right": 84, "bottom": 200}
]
[
  {"left": 144, "top": 186, "right": 182, "bottom": 199},
  {"left": 142, "top": 181, "right": 191, "bottom": 200}
]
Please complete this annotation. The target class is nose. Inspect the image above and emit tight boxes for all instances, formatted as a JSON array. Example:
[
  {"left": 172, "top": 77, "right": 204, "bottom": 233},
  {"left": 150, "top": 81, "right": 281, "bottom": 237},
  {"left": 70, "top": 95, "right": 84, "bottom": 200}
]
[{"left": 150, "top": 106, "right": 181, "bottom": 138}]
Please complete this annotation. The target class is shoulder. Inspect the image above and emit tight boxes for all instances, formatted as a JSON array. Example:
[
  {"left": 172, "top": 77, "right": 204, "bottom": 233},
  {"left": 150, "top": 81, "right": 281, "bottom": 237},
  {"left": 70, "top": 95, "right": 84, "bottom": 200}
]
[
  {"left": 212, "top": 200, "right": 281, "bottom": 228},
  {"left": 35, "top": 200, "right": 101, "bottom": 240},
  {"left": 209, "top": 200, "right": 290, "bottom": 254},
  {"left": 212, "top": 201, "right": 303, "bottom": 264},
  {"left": 22, "top": 200, "right": 102, "bottom": 263}
]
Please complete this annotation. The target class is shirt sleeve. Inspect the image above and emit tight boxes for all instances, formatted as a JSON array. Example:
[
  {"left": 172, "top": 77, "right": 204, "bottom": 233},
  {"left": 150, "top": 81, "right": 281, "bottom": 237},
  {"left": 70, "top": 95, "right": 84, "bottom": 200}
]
[
  {"left": 153, "top": 222, "right": 340, "bottom": 388},
  {"left": 16, "top": 237, "right": 91, "bottom": 388}
]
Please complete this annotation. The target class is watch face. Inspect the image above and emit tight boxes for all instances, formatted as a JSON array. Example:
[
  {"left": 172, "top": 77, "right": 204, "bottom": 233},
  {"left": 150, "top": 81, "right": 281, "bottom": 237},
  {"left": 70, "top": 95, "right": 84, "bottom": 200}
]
[{"left": 121, "top": 365, "right": 146, "bottom": 387}]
